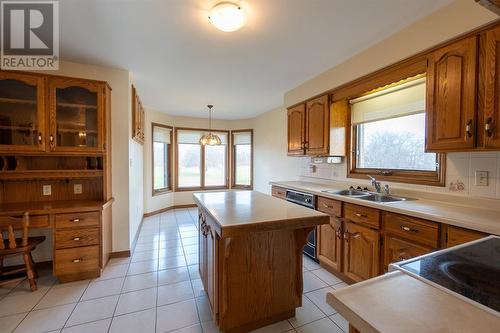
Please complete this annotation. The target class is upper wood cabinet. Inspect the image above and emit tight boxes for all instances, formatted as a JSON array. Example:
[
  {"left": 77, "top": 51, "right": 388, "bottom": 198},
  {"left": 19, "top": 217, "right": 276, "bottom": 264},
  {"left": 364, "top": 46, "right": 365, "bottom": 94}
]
[
  {"left": 287, "top": 94, "right": 330, "bottom": 156},
  {"left": 48, "top": 77, "right": 106, "bottom": 153},
  {"left": 0, "top": 72, "right": 46, "bottom": 153},
  {"left": 305, "top": 95, "right": 329, "bottom": 155},
  {"left": 479, "top": 25, "right": 500, "bottom": 149},
  {"left": 132, "top": 85, "right": 145, "bottom": 144},
  {"left": 287, "top": 104, "right": 306, "bottom": 155},
  {"left": 426, "top": 36, "right": 478, "bottom": 151}
]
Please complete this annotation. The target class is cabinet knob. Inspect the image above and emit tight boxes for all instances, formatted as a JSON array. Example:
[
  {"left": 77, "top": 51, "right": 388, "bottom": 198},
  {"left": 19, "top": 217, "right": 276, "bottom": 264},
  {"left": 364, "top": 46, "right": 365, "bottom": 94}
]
[
  {"left": 400, "top": 225, "right": 418, "bottom": 233},
  {"left": 72, "top": 258, "right": 83, "bottom": 263},
  {"left": 485, "top": 117, "right": 493, "bottom": 137},
  {"left": 465, "top": 120, "right": 473, "bottom": 139},
  {"left": 70, "top": 218, "right": 81, "bottom": 223},
  {"left": 73, "top": 237, "right": 81, "bottom": 241},
  {"left": 38, "top": 133, "right": 42, "bottom": 144},
  {"left": 355, "top": 213, "right": 367, "bottom": 218}
]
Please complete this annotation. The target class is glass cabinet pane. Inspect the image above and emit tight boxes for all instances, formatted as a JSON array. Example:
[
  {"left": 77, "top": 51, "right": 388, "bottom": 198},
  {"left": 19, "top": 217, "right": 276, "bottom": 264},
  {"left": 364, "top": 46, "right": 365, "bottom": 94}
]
[
  {"left": 0, "top": 79, "right": 39, "bottom": 147},
  {"left": 55, "top": 86, "right": 98, "bottom": 148}
]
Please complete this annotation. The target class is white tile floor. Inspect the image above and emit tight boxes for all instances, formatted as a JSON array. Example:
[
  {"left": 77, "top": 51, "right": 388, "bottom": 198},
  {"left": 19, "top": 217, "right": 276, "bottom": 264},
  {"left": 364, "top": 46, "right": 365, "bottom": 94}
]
[{"left": 0, "top": 208, "right": 349, "bottom": 333}]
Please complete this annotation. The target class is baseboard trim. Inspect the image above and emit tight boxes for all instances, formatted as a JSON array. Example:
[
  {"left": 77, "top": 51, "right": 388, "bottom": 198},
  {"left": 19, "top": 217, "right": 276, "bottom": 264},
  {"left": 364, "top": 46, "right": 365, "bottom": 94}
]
[
  {"left": 130, "top": 216, "right": 144, "bottom": 254},
  {"left": 109, "top": 250, "right": 131, "bottom": 258},
  {"left": 143, "top": 204, "right": 197, "bottom": 218}
]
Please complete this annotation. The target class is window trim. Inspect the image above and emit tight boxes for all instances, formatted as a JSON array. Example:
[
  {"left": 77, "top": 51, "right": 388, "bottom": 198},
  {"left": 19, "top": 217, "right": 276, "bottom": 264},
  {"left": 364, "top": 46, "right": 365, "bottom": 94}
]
[
  {"left": 343, "top": 70, "right": 446, "bottom": 187},
  {"left": 152, "top": 123, "right": 173, "bottom": 196},
  {"left": 231, "top": 129, "right": 253, "bottom": 190},
  {"left": 174, "top": 127, "right": 230, "bottom": 192}
]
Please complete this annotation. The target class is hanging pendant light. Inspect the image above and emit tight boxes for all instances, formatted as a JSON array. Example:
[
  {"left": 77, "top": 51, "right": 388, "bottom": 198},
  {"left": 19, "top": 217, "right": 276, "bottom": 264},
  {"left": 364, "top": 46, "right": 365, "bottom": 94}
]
[{"left": 199, "top": 105, "right": 222, "bottom": 145}]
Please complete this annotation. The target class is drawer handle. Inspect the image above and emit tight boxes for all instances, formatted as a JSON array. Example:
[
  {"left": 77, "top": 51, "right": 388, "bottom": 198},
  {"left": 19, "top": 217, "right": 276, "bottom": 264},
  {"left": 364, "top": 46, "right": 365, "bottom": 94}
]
[
  {"left": 70, "top": 218, "right": 82, "bottom": 223},
  {"left": 72, "top": 258, "right": 83, "bottom": 263},
  {"left": 400, "top": 225, "right": 418, "bottom": 233},
  {"left": 73, "top": 237, "right": 81, "bottom": 241},
  {"left": 355, "top": 213, "right": 367, "bottom": 218},
  {"left": 323, "top": 204, "right": 333, "bottom": 209}
]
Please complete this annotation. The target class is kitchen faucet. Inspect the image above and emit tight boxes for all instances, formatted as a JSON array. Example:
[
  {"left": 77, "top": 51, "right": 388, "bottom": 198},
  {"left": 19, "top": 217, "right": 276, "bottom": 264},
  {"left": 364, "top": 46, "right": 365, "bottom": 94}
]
[{"left": 367, "top": 175, "right": 381, "bottom": 193}]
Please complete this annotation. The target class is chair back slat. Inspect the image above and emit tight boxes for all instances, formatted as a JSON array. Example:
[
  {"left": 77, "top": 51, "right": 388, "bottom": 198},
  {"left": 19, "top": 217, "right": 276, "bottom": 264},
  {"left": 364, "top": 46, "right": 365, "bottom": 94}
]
[{"left": 0, "top": 212, "right": 30, "bottom": 249}]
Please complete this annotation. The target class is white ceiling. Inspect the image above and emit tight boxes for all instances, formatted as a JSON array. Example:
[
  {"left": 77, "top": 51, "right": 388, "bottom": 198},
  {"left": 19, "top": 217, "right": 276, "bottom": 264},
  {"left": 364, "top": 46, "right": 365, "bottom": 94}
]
[{"left": 59, "top": 0, "right": 451, "bottom": 119}]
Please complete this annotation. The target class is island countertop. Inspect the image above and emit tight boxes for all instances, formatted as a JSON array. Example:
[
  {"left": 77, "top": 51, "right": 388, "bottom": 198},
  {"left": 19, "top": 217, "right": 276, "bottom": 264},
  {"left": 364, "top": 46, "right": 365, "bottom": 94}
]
[{"left": 193, "top": 190, "right": 329, "bottom": 237}]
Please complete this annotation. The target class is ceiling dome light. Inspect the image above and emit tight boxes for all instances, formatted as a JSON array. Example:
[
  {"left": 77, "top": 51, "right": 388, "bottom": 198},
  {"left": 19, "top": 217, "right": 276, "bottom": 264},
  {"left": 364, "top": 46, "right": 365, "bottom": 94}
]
[{"left": 208, "top": 2, "right": 246, "bottom": 32}]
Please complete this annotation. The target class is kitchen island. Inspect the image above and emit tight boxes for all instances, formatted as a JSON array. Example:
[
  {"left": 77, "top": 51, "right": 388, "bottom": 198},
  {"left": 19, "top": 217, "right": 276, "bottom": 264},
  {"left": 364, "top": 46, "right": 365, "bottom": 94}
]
[{"left": 193, "top": 191, "right": 329, "bottom": 333}]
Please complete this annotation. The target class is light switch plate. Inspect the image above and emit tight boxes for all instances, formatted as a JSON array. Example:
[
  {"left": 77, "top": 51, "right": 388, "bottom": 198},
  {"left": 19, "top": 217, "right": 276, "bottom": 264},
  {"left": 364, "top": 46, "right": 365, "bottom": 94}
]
[
  {"left": 475, "top": 170, "right": 488, "bottom": 186},
  {"left": 42, "top": 185, "right": 51, "bottom": 196},
  {"left": 74, "top": 183, "right": 82, "bottom": 194}
]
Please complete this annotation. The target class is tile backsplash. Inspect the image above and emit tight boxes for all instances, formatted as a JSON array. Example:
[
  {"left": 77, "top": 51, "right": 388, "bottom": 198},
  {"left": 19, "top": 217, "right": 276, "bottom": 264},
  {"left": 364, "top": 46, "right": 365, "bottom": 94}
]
[{"left": 300, "top": 152, "right": 500, "bottom": 199}]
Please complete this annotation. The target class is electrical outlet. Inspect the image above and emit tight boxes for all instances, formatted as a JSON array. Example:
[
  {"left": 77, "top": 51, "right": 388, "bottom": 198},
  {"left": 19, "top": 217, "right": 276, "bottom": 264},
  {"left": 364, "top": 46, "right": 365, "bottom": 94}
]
[
  {"left": 42, "top": 185, "right": 51, "bottom": 196},
  {"left": 475, "top": 170, "right": 488, "bottom": 186},
  {"left": 74, "top": 183, "right": 82, "bottom": 194}
]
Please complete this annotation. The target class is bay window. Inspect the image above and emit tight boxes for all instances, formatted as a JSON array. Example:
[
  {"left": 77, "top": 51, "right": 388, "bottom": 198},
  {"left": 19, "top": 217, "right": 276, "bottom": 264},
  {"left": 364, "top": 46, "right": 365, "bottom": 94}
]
[
  {"left": 231, "top": 130, "right": 253, "bottom": 189},
  {"left": 176, "top": 128, "right": 229, "bottom": 190},
  {"left": 152, "top": 124, "right": 172, "bottom": 195}
]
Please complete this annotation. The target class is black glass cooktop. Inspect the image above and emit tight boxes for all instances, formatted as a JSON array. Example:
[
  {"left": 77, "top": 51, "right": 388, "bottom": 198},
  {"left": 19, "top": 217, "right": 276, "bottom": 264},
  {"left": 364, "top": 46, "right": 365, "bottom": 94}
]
[{"left": 399, "top": 237, "right": 500, "bottom": 313}]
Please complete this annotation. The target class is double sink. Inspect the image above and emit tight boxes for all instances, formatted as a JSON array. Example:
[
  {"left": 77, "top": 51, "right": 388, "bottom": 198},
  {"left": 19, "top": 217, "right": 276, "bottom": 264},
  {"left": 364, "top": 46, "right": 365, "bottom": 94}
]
[{"left": 323, "top": 189, "right": 413, "bottom": 203}]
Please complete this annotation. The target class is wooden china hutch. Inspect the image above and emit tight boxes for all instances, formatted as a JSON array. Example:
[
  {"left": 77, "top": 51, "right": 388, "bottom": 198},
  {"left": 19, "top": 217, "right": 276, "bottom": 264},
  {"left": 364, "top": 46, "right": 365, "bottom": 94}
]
[{"left": 0, "top": 70, "right": 112, "bottom": 282}]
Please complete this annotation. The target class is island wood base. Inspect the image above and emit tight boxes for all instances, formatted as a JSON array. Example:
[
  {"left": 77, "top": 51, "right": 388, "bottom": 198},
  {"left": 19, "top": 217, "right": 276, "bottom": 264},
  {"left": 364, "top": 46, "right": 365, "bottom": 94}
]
[{"left": 198, "top": 208, "right": 317, "bottom": 333}]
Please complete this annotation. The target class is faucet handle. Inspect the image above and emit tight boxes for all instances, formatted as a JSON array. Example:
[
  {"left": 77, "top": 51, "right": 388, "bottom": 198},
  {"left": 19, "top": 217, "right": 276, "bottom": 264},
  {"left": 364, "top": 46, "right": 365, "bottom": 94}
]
[
  {"left": 384, "top": 184, "right": 390, "bottom": 195},
  {"left": 367, "top": 175, "right": 376, "bottom": 181}
]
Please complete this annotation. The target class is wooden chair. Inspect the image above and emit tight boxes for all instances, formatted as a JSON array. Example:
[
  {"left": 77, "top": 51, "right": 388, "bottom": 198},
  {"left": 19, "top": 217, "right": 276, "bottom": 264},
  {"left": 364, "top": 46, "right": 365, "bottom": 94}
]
[{"left": 0, "top": 213, "right": 46, "bottom": 291}]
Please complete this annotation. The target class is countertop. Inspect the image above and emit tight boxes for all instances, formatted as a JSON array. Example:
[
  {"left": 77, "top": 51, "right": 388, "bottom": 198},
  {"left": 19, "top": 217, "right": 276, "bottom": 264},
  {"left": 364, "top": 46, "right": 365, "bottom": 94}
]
[
  {"left": 193, "top": 190, "right": 328, "bottom": 237},
  {"left": 0, "top": 199, "right": 114, "bottom": 215},
  {"left": 326, "top": 271, "right": 500, "bottom": 333},
  {"left": 270, "top": 181, "right": 500, "bottom": 235}
]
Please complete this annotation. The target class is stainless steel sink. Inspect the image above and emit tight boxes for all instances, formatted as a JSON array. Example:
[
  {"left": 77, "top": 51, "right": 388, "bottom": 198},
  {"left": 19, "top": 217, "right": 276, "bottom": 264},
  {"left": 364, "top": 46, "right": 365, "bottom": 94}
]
[
  {"left": 359, "top": 194, "right": 410, "bottom": 203},
  {"left": 322, "top": 189, "right": 371, "bottom": 197}
]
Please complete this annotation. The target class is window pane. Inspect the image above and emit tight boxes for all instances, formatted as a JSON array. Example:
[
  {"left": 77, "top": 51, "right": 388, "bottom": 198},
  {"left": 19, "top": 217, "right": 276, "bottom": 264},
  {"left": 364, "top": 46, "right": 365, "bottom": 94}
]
[
  {"left": 356, "top": 113, "right": 436, "bottom": 171},
  {"left": 235, "top": 145, "right": 251, "bottom": 186},
  {"left": 178, "top": 143, "right": 201, "bottom": 187},
  {"left": 205, "top": 145, "right": 226, "bottom": 187},
  {"left": 153, "top": 142, "right": 168, "bottom": 190}
]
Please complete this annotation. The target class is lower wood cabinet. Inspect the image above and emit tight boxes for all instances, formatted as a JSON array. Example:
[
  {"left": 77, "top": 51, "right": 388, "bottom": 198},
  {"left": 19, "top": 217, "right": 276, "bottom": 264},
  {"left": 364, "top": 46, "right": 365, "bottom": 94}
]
[
  {"left": 271, "top": 185, "right": 286, "bottom": 200},
  {"left": 342, "top": 221, "right": 380, "bottom": 283},
  {"left": 446, "top": 225, "right": 487, "bottom": 247},
  {"left": 198, "top": 210, "right": 218, "bottom": 319},
  {"left": 318, "top": 216, "right": 342, "bottom": 272},
  {"left": 383, "top": 235, "right": 433, "bottom": 270}
]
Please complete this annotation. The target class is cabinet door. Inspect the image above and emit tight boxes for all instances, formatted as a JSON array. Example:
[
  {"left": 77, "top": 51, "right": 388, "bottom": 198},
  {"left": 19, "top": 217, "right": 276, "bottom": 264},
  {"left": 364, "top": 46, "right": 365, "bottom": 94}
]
[
  {"left": 287, "top": 104, "right": 305, "bottom": 155},
  {"left": 206, "top": 224, "right": 217, "bottom": 313},
  {"left": 343, "top": 221, "right": 380, "bottom": 283},
  {"left": 318, "top": 217, "right": 342, "bottom": 272},
  {"left": 0, "top": 72, "right": 46, "bottom": 152},
  {"left": 198, "top": 211, "right": 207, "bottom": 286},
  {"left": 383, "top": 235, "right": 433, "bottom": 271},
  {"left": 48, "top": 77, "right": 105, "bottom": 152},
  {"left": 305, "top": 94, "right": 329, "bottom": 155},
  {"left": 426, "top": 36, "right": 478, "bottom": 151},
  {"left": 479, "top": 25, "right": 500, "bottom": 148}
]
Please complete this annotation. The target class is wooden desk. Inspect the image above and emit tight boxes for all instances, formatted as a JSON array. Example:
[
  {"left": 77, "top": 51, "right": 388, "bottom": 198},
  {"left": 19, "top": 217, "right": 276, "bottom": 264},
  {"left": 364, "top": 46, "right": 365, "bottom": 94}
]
[{"left": 0, "top": 199, "right": 113, "bottom": 282}]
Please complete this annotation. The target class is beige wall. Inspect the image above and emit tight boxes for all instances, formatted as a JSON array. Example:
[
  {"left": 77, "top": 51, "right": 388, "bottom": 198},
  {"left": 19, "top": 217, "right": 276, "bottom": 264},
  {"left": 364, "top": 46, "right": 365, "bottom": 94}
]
[
  {"left": 253, "top": 106, "right": 301, "bottom": 194},
  {"left": 285, "top": 0, "right": 499, "bottom": 107}
]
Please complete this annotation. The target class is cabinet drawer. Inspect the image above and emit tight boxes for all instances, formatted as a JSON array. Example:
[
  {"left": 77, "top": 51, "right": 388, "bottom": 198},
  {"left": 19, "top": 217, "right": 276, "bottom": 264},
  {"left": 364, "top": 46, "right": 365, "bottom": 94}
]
[
  {"left": 54, "top": 245, "right": 99, "bottom": 276},
  {"left": 55, "top": 228, "right": 99, "bottom": 249},
  {"left": 271, "top": 186, "right": 286, "bottom": 200},
  {"left": 317, "top": 196, "right": 341, "bottom": 217},
  {"left": 383, "top": 236, "right": 433, "bottom": 270},
  {"left": 344, "top": 203, "right": 380, "bottom": 229},
  {"left": 55, "top": 211, "right": 100, "bottom": 229},
  {"left": 446, "top": 226, "right": 486, "bottom": 248},
  {"left": 384, "top": 212, "right": 439, "bottom": 247}
]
